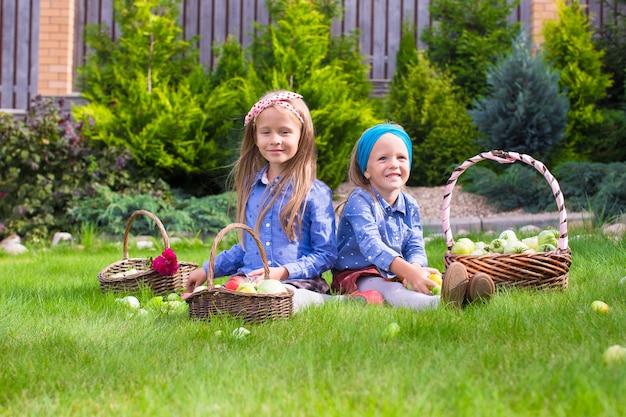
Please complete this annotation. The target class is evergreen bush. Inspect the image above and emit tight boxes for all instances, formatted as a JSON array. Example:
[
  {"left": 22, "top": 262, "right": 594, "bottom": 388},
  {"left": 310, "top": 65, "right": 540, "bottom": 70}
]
[
  {"left": 469, "top": 32, "right": 569, "bottom": 164},
  {"left": 0, "top": 96, "right": 168, "bottom": 241},
  {"left": 387, "top": 49, "right": 480, "bottom": 186},
  {"left": 74, "top": 0, "right": 239, "bottom": 195},
  {"left": 542, "top": 0, "right": 613, "bottom": 161},
  {"left": 421, "top": 0, "right": 520, "bottom": 102},
  {"left": 594, "top": 0, "right": 626, "bottom": 109},
  {"left": 248, "top": 0, "right": 379, "bottom": 190}
]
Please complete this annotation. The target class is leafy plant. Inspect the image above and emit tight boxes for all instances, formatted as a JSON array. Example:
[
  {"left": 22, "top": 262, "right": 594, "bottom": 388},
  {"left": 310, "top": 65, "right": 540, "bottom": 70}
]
[
  {"left": 387, "top": 50, "right": 480, "bottom": 186},
  {"left": 74, "top": 0, "right": 238, "bottom": 195},
  {"left": 421, "top": 0, "right": 521, "bottom": 101},
  {"left": 0, "top": 96, "right": 166, "bottom": 241},
  {"left": 542, "top": 0, "right": 613, "bottom": 161},
  {"left": 469, "top": 32, "right": 569, "bottom": 164},
  {"left": 247, "top": 0, "right": 379, "bottom": 190}
]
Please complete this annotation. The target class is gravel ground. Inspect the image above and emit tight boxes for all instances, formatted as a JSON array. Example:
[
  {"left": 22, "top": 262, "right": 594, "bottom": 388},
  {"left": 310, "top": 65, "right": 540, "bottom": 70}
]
[{"left": 334, "top": 183, "right": 525, "bottom": 220}]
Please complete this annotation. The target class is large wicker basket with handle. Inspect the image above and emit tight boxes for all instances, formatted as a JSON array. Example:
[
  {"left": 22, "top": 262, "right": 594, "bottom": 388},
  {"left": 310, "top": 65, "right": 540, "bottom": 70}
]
[
  {"left": 185, "top": 223, "right": 294, "bottom": 323},
  {"left": 442, "top": 150, "right": 572, "bottom": 289},
  {"left": 97, "top": 210, "right": 197, "bottom": 295}
]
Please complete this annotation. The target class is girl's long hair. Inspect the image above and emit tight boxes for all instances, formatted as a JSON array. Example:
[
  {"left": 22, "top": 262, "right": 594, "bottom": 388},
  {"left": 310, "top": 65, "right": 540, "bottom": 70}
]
[{"left": 231, "top": 90, "right": 316, "bottom": 242}]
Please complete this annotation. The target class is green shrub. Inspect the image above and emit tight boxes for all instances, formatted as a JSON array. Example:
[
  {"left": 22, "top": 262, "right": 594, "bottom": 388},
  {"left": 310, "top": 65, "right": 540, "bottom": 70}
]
[
  {"left": 578, "top": 108, "right": 626, "bottom": 163},
  {"left": 469, "top": 32, "right": 569, "bottom": 164},
  {"left": 0, "top": 96, "right": 167, "bottom": 241},
  {"left": 555, "top": 161, "right": 626, "bottom": 222},
  {"left": 69, "top": 186, "right": 234, "bottom": 238},
  {"left": 542, "top": 0, "right": 613, "bottom": 161},
  {"left": 421, "top": 0, "right": 520, "bottom": 101},
  {"left": 247, "top": 0, "right": 378, "bottom": 190},
  {"left": 74, "top": 0, "right": 239, "bottom": 195},
  {"left": 387, "top": 51, "right": 480, "bottom": 186},
  {"left": 461, "top": 164, "right": 556, "bottom": 213},
  {"left": 594, "top": 0, "right": 626, "bottom": 109}
]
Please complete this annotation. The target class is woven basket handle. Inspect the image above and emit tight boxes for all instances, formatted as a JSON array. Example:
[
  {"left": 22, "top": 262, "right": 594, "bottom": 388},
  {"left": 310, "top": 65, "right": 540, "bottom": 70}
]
[
  {"left": 442, "top": 150, "right": 569, "bottom": 251},
  {"left": 206, "top": 223, "right": 271, "bottom": 287},
  {"left": 122, "top": 210, "right": 170, "bottom": 260}
]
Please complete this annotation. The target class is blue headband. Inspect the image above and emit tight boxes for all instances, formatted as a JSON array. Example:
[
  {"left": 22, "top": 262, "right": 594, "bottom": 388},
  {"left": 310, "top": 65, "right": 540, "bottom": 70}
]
[{"left": 357, "top": 124, "right": 413, "bottom": 174}]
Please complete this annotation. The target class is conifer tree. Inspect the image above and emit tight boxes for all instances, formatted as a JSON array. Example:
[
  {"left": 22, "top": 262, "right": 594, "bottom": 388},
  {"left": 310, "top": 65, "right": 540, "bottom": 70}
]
[{"left": 469, "top": 32, "right": 569, "bottom": 162}]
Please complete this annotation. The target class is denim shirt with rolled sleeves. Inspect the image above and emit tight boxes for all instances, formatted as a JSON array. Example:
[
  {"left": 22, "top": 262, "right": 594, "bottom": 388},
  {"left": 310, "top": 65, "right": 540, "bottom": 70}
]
[
  {"left": 204, "top": 166, "right": 337, "bottom": 280},
  {"left": 334, "top": 187, "right": 428, "bottom": 279}
]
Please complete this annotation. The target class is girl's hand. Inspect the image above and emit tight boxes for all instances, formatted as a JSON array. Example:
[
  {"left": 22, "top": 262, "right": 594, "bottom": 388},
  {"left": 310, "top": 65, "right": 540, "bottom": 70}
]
[
  {"left": 403, "top": 266, "right": 438, "bottom": 295},
  {"left": 247, "top": 266, "right": 289, "bottom": 281},
  {"left": 186, "top": 268, "right": 208, "bottom": 293}
]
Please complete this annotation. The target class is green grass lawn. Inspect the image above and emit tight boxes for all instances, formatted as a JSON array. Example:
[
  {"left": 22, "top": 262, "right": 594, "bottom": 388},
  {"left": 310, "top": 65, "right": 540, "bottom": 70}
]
[{"left": 0, "top": 227, "right": 625, "bottom": 416}]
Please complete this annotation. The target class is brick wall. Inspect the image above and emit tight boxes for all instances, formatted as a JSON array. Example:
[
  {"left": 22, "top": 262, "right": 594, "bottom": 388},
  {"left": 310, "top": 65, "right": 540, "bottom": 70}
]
[
  {"left": 37, "top": 1, "right": 75, "bottom": 96},
  {"left": 36, "top": 0, "right": 560, "bottom": 97}
]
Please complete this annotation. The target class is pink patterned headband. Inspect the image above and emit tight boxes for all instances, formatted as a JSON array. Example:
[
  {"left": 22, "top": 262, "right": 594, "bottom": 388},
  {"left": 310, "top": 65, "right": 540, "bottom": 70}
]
[{"left": 244, "top": 92, "right": 304, "bottom": 127}]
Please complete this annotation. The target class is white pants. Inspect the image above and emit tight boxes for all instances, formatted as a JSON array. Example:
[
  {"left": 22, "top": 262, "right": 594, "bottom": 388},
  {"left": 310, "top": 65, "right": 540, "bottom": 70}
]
[
  {"left": 283, "top": 284, "right": 342, "bottom": 313},
  {"left": 356, "top": 276, "right": 439, "bottom": 311}
]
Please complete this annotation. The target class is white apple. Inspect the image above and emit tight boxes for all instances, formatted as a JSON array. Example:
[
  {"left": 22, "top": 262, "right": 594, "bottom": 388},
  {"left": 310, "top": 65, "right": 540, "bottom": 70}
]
[
  {"left": 603, "top": 345, "right": 626, "bottom": 366},
  {"left": 193, "top": 285, "right": 207, "bottom": 293},
  {"left": 232, "top": 327, "right": 251, "bottom": 339},
  {"left": 490, "top": 238, "right": 507, "bottom": 254},
  {"left": 116, "top": 295, "right": 140, "bottom": 309},
  {"left": 256, "top": 279, "right": 288, "bottom": 294},
  {"left": 499, "top": 230, "right": 518, "bottom": 242}
]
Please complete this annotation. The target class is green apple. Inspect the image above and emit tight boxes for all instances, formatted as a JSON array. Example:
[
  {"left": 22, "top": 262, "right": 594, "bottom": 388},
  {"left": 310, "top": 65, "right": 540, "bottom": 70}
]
[
  {"left": 504, "top": 241, "right": 530, "bottom": 254},
  {"left": 256, "top": 279, "right": 288, "bottom": 294},
  {"left": 451, "top": 241, "right": 473, "bottom": 255},
  {"left": 603, "top": 345, "right": 626, "bottom": 366},
  {"left": 591, "top": 300, "right": 610, "bottom": 314},
  {"left": 382, "top": 322, "right": 400, "bottom": 339},
  {"left": 116, "top": 295, "right": 140, "bottom": 309},
  {"left": 499, "top": 230, "right": 518, "bottom": 242},
  {"left": 236, "top": 283, "right": 257, "bottom": 293},
  {"left": 429, "top": 273, "right": 443, "bottom": 286},
  {"left": 538, "top": 230, "right": 558, "bottom": 246},
  {"left": 232, "top": 327, "right": 251, "bottom": 339},
  {"left": 167, "top": 293, "right": 182, "bottom": 302},
  {"left": 430, "top": 285, "right": 441, "bottom": 295},
  {"left": 490, "top": 238, "right": 507, "bottom": 254},
  {"left": 193, "top": 285, "right": 207, "bottom": 293},
  {"left": 521, "top": 236, "right": 539, "bottom": 250},
  {"left": 537, "top": 243, "right": 556, "bottom": 252}
]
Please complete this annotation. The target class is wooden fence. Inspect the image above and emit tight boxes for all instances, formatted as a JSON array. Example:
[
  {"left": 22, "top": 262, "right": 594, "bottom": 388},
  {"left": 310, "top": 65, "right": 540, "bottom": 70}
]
[
  {"left": 0, "top": 0, "right": 619, "bottom": 111},
  {"left": 0, "top": 0, "right": 40, "bottom": 110}
]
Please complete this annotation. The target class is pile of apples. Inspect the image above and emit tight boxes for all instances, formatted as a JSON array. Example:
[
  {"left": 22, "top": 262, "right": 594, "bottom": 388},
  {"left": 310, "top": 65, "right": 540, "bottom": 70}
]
[
  {"left": 450, "top": 228, "right": 560, "bottom": 256},
  {"left": 222, "top": 276, "right": 289, "bottom": 294}
]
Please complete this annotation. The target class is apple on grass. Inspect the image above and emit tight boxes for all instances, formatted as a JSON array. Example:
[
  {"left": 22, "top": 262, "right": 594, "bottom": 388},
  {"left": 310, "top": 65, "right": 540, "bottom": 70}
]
[
  {"left": 382, "top": 322, "right": 400, "bottom": 339},
  {"left": 591, "top": 300, "right": 610, "bottom": 314},
  {"left": 603, "top": 345, "right": 626, "bottom": 366}
]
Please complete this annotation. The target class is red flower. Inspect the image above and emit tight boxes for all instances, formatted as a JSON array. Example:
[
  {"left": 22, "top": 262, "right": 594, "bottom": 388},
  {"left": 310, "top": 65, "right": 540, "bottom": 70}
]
[{"left": 152, "top": 248, "right": 178, "bottom": 275}]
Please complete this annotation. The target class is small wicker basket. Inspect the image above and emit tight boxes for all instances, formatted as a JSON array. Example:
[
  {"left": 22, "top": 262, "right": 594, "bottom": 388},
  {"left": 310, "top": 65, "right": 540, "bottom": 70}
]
[
  {"left": 97, "top": 210, "right": 197, "bottom": 295},
  {"left": 442, "top": 150, "right": 572, "bottom": 289},
  {"left": 186, "top": 223, "right": 294, "bottom": 323}
]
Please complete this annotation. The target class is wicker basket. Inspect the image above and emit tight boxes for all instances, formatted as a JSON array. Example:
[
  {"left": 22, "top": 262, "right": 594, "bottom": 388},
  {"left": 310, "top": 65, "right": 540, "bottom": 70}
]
[
  {"left": 97, "top": 210, "right": 197, "bottom": 295},
  {"left": 186, "top": 223, "right": 294, "bottom": 323},
  {"left": 442, "top": 150, "right": 572, "bottom": 289}
]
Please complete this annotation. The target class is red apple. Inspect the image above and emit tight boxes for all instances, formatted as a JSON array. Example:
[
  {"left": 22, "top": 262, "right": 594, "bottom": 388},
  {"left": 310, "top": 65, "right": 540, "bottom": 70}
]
[{"left": 224, "top": 276, "right": 246, "bottom": 291}]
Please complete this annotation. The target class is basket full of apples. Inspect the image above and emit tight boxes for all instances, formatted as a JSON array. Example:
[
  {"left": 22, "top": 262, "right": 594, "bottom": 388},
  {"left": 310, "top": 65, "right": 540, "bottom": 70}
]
[
  {"left": 185, "top": 223, "right": 294, "bottom": 323},
  {"left": 441, "top": 151, "right": 572, "bottom": 289},
  {"left": 97, "top": 210, "right": 198, "bottom": 295}
]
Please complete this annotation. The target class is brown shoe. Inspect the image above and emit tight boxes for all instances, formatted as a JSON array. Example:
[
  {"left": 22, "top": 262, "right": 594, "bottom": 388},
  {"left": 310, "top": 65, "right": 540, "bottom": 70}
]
[
  {"left": 441, "top": 262, "right": 469, "bottom": 308},
  {"left": 466, "top": 272, "right": 495, "bottom": 303}
]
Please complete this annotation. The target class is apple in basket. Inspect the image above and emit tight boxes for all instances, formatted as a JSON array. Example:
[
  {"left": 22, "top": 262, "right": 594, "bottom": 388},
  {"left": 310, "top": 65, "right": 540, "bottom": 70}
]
[
  {"left": 224, "top": 276, "right": 247, "bottom": 291},
  {"left": 256, "top": 279, "right": 288, "bottom": 294},
  {"left": 236, "top": 282, "right": 257, "bottom": 293}
]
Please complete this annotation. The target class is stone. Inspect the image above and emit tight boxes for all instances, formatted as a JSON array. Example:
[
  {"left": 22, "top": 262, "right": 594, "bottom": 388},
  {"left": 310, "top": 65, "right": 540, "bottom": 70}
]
[{"left": 52, "top": 232, "right": 73, "bottom": 246}]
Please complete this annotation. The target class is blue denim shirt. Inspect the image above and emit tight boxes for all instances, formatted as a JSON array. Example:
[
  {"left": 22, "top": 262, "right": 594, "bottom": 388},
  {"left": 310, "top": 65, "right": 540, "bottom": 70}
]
[
  {"left": 205, "top": 167, "right": 337, "bottom": 280},
  {"left": 334, "top": 187, "right": 428, "bottom": 279}
]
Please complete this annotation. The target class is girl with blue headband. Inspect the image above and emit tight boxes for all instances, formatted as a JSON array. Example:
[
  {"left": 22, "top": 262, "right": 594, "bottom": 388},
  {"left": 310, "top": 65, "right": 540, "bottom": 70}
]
[{"left": 332, "top": 123, "right": 495, "bottom": 309}]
